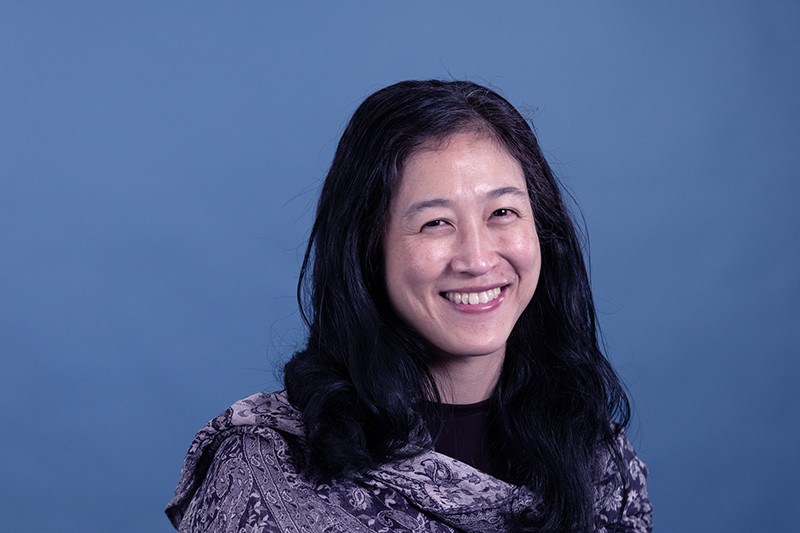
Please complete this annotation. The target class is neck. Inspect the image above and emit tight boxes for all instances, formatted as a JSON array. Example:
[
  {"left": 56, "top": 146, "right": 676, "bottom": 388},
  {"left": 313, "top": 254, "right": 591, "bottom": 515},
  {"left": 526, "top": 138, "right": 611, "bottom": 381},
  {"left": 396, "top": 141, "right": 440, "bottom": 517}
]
[{"left": 428, "top": 350, "right": 504, "bottom": 404}]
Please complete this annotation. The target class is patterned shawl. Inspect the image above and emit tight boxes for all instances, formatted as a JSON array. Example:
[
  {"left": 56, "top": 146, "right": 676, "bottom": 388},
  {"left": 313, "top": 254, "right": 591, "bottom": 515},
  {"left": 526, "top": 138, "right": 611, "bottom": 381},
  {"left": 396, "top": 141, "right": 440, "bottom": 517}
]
[{"left": 166, "top": 392, "right": 652, "bottom": 532}]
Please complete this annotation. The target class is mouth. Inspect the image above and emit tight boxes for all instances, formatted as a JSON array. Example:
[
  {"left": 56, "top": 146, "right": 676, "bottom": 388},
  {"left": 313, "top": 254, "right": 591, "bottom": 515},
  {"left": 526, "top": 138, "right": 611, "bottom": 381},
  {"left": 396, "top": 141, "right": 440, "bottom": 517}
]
[{"left": 442, "top": 286, "right": 503, "bottom": 305}]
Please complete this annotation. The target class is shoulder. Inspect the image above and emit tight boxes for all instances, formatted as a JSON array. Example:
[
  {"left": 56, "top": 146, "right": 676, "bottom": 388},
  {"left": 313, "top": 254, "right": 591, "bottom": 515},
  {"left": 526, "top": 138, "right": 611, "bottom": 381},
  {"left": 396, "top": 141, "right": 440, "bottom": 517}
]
[
  {"left": 593, "top": 428, "right": 653, "bottom": 533},
  {"left": 227, "top": 390, "right": 305, "bottom": 436},
  {"left": 174, "top": 432, "right": 287, "bottom": 531},
  {"left": 166, "top": 391, "right": 307, "bottom": 531},
  {"left": 166, "top": 395, "right": 444, "bottom": 532}
]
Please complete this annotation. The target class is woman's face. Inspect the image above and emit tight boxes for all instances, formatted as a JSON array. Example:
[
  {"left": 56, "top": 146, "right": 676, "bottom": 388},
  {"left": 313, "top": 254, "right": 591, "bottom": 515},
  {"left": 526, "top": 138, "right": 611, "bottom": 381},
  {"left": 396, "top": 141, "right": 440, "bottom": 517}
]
[{"left": 384, "top": 132, "right": 541, "bottom": 365}]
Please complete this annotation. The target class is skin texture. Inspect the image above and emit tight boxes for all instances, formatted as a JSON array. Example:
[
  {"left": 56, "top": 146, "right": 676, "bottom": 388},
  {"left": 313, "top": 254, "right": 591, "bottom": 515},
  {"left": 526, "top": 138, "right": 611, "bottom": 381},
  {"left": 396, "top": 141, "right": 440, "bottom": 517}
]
[{"left": 384, "top": 133, "right": 541, "bottom": 403}]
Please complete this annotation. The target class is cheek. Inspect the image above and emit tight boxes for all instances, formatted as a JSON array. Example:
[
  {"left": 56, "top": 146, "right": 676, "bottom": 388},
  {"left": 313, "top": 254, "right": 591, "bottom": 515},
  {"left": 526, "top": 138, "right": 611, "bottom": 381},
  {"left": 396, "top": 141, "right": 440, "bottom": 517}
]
[
  {"left": 509, "top": 230, "right": 542, "bottom": 290},
  {"left": 387, "top": 253, "right": 440, "bottom": 292},
  {"left": 506, "top": 226, "right": 541, "bottom": 263},
  {"left": 525, "top": 234, "right": 542, "bottom": 268},
  {"left": 385, "top": 243, "right": 449, "bottom": 320},
  {"left": 388, "top": 238, "right": 450, "bottom": 281},
  {"left": 529, "top": 240, "right": 542, "bottom": 277}
]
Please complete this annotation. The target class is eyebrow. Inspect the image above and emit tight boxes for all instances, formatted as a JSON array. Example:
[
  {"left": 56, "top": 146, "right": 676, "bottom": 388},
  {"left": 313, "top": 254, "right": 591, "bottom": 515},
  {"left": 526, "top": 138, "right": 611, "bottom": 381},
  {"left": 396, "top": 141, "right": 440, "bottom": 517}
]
[
  {"left": 487, "top": 186, "right": 527, "bottom": 201},
  {"left": 402, "top": 186, "right": 527, "bottom": 221}
]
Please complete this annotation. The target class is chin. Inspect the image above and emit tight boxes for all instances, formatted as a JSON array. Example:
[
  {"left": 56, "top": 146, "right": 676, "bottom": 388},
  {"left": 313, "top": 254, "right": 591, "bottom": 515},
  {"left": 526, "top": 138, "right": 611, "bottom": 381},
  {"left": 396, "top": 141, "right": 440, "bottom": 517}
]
[{"left": 433, "top": 340, "right": 508, "bottom": 360}]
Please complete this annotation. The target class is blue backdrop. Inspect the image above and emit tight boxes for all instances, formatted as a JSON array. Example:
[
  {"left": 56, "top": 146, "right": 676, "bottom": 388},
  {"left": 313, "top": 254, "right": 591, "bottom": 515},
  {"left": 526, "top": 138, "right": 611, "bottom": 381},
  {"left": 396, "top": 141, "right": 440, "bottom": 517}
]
[{"left": 2, "top": 2, "right": 798, "bottom": 531}]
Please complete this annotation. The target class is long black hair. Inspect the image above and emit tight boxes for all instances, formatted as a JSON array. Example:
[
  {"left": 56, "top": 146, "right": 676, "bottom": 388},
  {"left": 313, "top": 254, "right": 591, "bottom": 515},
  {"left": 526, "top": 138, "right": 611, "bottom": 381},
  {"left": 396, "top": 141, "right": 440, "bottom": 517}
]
[{"left": 284, "top": 80, "right": 631, "bottom": 532}]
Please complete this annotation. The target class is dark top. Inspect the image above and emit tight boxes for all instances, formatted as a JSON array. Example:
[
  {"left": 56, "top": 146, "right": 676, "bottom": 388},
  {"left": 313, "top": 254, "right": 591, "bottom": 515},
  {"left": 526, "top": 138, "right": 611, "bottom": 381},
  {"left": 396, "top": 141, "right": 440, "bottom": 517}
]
[{"left": 427, "top": 399, "right": 496, "bottom": 477}]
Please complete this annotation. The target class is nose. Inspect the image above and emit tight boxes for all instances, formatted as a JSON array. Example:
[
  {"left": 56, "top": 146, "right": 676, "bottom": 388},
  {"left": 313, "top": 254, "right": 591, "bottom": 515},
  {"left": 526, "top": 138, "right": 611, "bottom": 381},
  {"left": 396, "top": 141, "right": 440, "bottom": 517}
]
[{"left": 450, "top": 223, "right": 498, "bottom": 275}]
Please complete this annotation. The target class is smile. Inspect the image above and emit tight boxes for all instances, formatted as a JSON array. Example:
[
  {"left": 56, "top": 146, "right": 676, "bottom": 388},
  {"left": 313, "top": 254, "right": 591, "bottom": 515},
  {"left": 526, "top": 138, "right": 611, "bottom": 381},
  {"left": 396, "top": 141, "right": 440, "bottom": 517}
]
[{"left": 443, "top": 287, "right": 503, "bottom": 305}]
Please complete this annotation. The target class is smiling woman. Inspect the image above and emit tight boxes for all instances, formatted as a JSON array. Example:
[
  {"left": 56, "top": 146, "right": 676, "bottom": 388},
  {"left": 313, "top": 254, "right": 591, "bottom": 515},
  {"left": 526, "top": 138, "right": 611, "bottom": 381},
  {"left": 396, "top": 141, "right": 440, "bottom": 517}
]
[{"left": 166, "top": 80, "right": 652, "bottom": 532}]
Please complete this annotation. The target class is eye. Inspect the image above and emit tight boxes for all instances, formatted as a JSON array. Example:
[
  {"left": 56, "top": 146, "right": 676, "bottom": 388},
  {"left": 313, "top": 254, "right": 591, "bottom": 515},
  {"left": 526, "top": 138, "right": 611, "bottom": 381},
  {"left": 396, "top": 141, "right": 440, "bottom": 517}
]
[
  {"left": 422, "top": 219, "right": 445, "bottom": 229},
  {"left": 492, "top": 208, "right": 516, "bottom": 218},
  {"left": 420, "top": 219, "right": 454, "bottom": 233}
]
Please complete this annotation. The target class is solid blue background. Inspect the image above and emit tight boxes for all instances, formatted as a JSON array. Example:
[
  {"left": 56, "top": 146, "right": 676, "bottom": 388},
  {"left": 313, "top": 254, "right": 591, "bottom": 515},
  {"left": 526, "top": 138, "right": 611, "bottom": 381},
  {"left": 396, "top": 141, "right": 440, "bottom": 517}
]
[{"left": 2, "top": 2, "right": 798, "bottom": 531}]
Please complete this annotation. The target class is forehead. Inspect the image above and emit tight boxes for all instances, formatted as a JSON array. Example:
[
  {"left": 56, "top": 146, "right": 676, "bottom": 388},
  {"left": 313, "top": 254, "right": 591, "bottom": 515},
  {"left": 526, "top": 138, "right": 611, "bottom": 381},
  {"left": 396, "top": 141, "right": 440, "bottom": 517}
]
[{"left": 393, "top": 132, "right": 526, "bottom": 202}]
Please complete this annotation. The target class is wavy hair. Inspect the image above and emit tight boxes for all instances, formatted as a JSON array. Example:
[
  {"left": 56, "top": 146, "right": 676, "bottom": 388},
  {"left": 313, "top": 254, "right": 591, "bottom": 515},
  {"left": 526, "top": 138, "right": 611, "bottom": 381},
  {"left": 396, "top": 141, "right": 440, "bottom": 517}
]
[{"left": 284, "top": 80, "right": 630, "bottom": 532}]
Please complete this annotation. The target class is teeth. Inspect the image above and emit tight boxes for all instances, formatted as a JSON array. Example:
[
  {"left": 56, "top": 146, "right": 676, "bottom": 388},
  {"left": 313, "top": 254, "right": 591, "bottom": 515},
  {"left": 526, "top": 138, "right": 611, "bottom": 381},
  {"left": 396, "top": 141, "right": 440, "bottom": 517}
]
[{"left": 445, "top": 287, "right": 502, "bottom": 305}]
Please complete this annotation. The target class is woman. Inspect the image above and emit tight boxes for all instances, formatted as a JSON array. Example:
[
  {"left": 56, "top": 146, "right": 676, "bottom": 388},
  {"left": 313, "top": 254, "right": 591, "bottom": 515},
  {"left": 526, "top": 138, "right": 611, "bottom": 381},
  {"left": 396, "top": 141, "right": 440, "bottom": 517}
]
[{"left": 166, "top": 80, "right": 652, "bottom": 532}]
